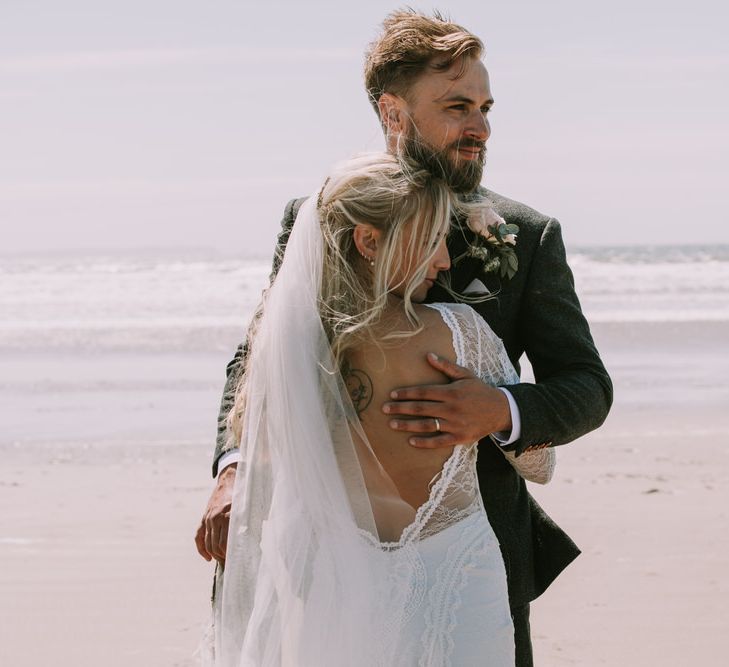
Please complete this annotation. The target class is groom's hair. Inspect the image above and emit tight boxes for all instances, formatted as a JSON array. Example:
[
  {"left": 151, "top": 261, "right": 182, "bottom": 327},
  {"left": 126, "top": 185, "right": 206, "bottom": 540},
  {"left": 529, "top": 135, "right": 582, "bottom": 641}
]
[{"left": 364, "top": 9, "right": 484, "bottom": 119}]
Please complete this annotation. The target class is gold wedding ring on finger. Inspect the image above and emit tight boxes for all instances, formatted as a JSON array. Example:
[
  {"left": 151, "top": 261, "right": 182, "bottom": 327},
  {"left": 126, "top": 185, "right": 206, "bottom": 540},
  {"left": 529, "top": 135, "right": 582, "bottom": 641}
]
[{"left": 434, "top": 417, "right": 441, "bottom": 433}]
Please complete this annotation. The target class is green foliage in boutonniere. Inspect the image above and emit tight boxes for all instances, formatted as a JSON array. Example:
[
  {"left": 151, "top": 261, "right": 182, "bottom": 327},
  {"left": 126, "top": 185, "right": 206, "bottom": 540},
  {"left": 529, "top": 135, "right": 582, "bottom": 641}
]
[{"left": 453, "top": 205, "right": 519, "bottom": 280}]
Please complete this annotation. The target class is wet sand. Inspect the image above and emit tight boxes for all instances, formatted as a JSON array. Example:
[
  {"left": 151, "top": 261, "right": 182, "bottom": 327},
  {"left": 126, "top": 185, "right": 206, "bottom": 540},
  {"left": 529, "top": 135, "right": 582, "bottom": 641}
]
[{"left": 2, "top": 321, "right": 728, "bottom": 665}]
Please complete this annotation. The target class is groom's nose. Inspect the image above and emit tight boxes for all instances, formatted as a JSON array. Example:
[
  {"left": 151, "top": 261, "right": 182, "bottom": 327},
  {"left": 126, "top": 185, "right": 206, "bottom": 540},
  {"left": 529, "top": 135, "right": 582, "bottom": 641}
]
[{"left": 464, "top": 110, "right": 490, "bottom": 143}]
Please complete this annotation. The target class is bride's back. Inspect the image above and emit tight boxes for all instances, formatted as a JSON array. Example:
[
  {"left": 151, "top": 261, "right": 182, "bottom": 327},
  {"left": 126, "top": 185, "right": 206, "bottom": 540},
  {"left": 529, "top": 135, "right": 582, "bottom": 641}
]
[{"left": 345, "top": 303, "right": 457, "bottom": 508}]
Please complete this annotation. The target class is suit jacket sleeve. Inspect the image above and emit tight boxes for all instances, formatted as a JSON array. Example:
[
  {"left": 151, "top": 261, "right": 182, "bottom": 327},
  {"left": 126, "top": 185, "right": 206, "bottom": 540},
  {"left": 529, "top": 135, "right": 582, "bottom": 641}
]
[
  {"left": 210, "top": 197, "right": 304, "bottom": 477},
  {"left": 502, "top": 218, "right": 613, "bottom": 456}
]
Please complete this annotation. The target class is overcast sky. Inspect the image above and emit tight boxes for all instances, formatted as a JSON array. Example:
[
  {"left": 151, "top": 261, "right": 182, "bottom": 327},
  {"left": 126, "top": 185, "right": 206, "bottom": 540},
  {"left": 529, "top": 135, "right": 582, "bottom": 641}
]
[{"left": 1, "top": 0, "right": 727, "bottom": 257}]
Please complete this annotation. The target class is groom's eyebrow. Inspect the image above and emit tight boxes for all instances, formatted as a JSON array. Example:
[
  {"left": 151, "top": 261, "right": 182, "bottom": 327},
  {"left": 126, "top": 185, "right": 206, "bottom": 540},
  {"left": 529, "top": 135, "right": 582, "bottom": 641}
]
[{"left": 440, "top": 94, "right": 494, "bottom": 108}]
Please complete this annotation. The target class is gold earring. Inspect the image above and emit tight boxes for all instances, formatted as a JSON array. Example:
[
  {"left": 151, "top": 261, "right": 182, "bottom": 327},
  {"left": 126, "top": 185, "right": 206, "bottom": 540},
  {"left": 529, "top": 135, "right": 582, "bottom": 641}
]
[{"left": 359, "top": 250, "right": 375, "bottom": 267}]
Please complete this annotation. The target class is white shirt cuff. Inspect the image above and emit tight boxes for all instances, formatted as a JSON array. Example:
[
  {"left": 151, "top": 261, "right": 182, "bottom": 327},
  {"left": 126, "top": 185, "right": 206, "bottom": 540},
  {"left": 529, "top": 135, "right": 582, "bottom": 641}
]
[
  {"left": 491, "top": 387, "right": 521, "bottom": 446},
  {"left": 217, "top": 449, "right": 243, "bottom": 475}
]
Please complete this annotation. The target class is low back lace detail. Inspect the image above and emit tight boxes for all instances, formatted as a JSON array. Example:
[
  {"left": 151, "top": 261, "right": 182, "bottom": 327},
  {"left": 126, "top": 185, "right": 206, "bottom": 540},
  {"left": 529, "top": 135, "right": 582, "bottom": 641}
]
[{"left": 356, "top": 302, "right": 552, "bottom": 666}]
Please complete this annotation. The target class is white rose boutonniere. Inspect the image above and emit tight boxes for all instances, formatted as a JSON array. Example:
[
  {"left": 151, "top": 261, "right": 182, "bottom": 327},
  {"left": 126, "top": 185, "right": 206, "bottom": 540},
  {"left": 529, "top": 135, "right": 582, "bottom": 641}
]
[{"left": 455, "top": 205, "right": 520, "bottom": 280}]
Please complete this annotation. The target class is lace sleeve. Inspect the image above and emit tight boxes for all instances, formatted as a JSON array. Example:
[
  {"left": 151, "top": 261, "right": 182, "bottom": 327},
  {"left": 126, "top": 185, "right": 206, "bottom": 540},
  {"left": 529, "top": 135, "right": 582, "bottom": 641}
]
[
  {"left": 426, "top": 302, "right": 555, "bottom": 484},
  {"left": 499, "top": 448, "right": 554, "bottom": 485}
]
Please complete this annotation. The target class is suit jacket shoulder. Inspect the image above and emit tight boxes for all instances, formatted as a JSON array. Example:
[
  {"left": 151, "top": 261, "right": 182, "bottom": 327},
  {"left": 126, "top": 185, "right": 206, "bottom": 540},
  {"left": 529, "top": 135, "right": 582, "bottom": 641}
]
[
  {"left": 481, "top": 187, "right": 551, "bottom": 226},
  {"left": 478, "top": 187, "right": 558, "bottom": 261}
]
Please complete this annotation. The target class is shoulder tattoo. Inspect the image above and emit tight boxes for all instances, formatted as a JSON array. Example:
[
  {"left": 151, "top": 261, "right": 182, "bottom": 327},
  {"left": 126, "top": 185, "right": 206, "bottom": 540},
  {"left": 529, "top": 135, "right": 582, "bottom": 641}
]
[{"left": 342, "top": 363, "right": 373, "bottom": 416}]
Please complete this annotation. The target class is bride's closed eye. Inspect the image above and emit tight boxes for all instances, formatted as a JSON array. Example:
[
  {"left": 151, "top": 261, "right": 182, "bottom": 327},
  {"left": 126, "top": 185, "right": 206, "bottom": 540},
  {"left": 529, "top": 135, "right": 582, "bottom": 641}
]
[{"left": 426, "top": 232, "right": 447, "bottom": 251}]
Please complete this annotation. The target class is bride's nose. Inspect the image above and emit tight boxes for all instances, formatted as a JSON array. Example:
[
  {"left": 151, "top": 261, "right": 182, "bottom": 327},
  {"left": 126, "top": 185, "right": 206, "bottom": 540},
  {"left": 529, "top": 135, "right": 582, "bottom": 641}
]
[{"left": 434, "top": 238, "right": 451, "bottom": 272}]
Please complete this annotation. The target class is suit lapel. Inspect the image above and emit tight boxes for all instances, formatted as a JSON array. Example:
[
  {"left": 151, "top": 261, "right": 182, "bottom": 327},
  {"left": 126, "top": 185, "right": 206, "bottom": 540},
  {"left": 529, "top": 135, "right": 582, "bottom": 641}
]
[{"left": 428, "top": 215, "right": 493, "bottom": 302}]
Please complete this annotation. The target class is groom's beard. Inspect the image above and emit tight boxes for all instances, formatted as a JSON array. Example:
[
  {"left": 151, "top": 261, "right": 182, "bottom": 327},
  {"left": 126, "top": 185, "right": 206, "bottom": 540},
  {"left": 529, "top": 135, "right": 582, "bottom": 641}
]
[{"left": 401, "top": 131, "right": 486, "bottom": 194}]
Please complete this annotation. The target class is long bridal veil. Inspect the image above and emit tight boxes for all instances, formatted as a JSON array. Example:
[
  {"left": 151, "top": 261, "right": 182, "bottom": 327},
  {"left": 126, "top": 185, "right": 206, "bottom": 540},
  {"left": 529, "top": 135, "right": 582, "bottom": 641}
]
[
  {"left": 206, "top": 193, "right": 418, "bottom": 666},
  {"left": 202, "top": 158, "right": 502, "bottom": 666}
]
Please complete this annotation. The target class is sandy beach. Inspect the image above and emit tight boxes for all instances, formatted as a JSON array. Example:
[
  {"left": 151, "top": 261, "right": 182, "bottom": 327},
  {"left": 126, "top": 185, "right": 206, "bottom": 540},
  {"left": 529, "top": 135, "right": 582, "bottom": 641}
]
[
  {"left": 3, "top": 0, "right": 728, "bottom": 659},
  {"left": 2, "top": 316, "right": 729, "bottom": 665}
]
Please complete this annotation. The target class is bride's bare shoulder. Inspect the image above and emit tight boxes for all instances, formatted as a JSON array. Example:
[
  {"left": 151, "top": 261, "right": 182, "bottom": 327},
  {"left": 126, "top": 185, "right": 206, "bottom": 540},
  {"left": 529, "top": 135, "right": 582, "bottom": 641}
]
[
  {"left": 405, "top": 303, "right": 458, "bottom": 363},
  {"left": 352, "top": 303, "right": 458, "bottom": 372}
]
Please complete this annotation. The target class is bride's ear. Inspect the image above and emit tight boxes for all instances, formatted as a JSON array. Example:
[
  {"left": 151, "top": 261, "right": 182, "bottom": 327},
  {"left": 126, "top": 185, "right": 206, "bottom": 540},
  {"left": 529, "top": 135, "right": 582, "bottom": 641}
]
[{"left": 353, "top": 225, "right": 381, "bottom": 263}]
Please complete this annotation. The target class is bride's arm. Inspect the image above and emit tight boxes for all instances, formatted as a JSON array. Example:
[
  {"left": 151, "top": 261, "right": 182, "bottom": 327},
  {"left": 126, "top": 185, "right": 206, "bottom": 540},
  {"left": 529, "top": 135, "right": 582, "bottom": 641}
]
[{"left": 496, "top": 443, "right": 555, "bottom": 485}]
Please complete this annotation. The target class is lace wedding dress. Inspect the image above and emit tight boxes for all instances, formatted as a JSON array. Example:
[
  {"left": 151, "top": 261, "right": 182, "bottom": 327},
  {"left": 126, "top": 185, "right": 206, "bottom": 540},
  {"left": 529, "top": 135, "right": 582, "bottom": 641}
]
[
  {"left": 199, "top": 195, "right": 554, "bottom": 667},
  {"left": 350, "top": 301, "right": 554, "bottom": 666}
]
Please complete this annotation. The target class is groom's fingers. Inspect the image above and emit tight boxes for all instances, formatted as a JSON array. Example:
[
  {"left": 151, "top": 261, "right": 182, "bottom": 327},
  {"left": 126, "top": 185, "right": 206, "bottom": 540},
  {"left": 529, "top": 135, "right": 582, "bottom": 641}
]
[
  {"left": 387, "top": 376, "right": 471, "bottom": 404},
  {"left": 387, "top": 417, "right": 466, "bottom": 448},
  {"left": 408, "top": 432, "right": 459, "bottom": 449},
  {"left": 196, "top": 463, "right": 237, "bottom": 562},
  {"left": 194, "top": 519, "right": 212, "bottom": 561},
  {"left": 383, "top": 399, "right": 443, "bottom": 417},
  {"left": 424, "top": 352, "right": 474, "bottom": 381},
  {"left": 204, "top": 516, "right": 216, "bottom": 561},
  {"left": 387, "top": 416, "right": 446, "bottom": 433},
  {"left": 216, "top": 513, "right": 230, "bottom": 563},
  {"left": 206, "top": 511, "right": 230, "bottom": 563},
  {"left": 390, "top": 417, "right": 461, "bottom": 449},
  {"left": 386, "top": 378, "right": 510, "bottom": 443},
  {"left": 387, "top": 385, "right": 447, "bottom": 402}
]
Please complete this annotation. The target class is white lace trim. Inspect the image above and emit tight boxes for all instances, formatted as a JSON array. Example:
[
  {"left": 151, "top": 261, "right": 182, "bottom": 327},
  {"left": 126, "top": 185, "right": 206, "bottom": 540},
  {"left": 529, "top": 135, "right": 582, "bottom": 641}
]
[
  {"left": 419, "top": 515, "right": 494, "bottom": 666},
  {"left": 358, "top": 445, "right": 480, "bottom": 550},
  {"left": 359, "top": 302, "right": 554, "bottom": 560},
  {"left": 425, "top": 302, "right": 556, "bottom": 485}
]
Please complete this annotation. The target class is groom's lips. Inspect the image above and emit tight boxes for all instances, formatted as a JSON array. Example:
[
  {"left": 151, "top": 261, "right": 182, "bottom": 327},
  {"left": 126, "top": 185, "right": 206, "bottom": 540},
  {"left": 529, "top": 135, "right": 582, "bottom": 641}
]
[
  {"left": 456, "top": 146, "right": 483, "bottom": 160},
  {"left": 452, "top": 141, "right": 485, "bottom": 161}
]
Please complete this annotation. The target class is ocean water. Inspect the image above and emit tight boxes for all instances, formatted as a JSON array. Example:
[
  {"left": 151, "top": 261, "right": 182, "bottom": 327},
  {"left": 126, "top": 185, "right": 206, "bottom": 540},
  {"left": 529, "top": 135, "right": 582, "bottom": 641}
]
[
  {"left": 568, "top": 245, "right": 729, "bottom": 324},
  {"left": 2, "top": 245, "right": 728, "bottom": 448},
  {"left": 1, "top": 245, "right": 728, "bottom": 354},
  {"left": 0, "top": 254, "right": 269, "bottom": 354}
]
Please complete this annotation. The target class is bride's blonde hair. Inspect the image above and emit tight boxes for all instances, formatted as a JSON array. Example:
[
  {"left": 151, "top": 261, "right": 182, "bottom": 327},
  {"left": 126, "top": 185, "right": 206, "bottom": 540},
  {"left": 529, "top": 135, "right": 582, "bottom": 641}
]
[
  {"left": 227, "top": 152, "right": 460, "bottom": 447},
  {"left": 318, "top": 152, "right": 456, "bottom": 363}
]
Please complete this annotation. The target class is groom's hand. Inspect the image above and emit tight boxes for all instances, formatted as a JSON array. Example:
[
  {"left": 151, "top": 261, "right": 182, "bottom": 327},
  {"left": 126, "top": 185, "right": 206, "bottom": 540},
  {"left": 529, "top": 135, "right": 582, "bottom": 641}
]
[
  {"left": 194, "top": 463, "right": 236, "bottom": 563},
  {"left": 383, "top": 353, "right": 512, "bottom": 448}
]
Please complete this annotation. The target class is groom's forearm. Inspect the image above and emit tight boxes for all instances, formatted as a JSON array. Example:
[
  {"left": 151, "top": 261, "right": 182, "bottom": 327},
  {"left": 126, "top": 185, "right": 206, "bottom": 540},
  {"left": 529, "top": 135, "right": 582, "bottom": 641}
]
[
  {"left": 211, "top": 341, "right": 247, "bottom": 477},
  {"left": 504, "top": 364, "right": 612, "bottom": 456}
]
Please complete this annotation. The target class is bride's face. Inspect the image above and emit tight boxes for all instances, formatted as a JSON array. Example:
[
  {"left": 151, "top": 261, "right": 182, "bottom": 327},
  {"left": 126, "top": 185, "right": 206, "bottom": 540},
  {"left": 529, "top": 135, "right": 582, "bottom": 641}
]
[{"left": 389, "top": 222, "right": 451, "bottom": 302}]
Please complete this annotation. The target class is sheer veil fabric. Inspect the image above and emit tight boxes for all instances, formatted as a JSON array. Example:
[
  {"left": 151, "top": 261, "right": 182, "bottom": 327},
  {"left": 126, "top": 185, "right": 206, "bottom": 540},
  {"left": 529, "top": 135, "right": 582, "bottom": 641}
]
[
  {"left": 205, "top": 196, "right": 423, "bottom": 666},
  {"left": 201, "top": 191, "right": 532, "bottom": 666}
]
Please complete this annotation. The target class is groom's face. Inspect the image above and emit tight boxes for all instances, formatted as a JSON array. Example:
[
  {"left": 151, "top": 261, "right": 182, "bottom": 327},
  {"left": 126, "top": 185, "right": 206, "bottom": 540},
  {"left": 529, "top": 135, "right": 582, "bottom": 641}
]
[{"left": 397, "top": 58, "right": 493, "bottom": 193}]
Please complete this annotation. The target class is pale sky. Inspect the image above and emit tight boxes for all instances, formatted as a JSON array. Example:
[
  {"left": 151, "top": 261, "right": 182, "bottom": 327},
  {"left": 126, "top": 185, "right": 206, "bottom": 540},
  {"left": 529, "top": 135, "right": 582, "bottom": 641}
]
[{"left": 1, "top": 0, "right": 727, "bottom": 256}]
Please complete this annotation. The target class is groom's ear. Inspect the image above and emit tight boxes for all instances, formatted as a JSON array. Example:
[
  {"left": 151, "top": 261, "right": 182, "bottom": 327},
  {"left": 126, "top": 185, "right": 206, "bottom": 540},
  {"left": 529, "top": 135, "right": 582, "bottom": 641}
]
[{"left": 378, "top": 93, "right": 406, "bottom": 135}]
